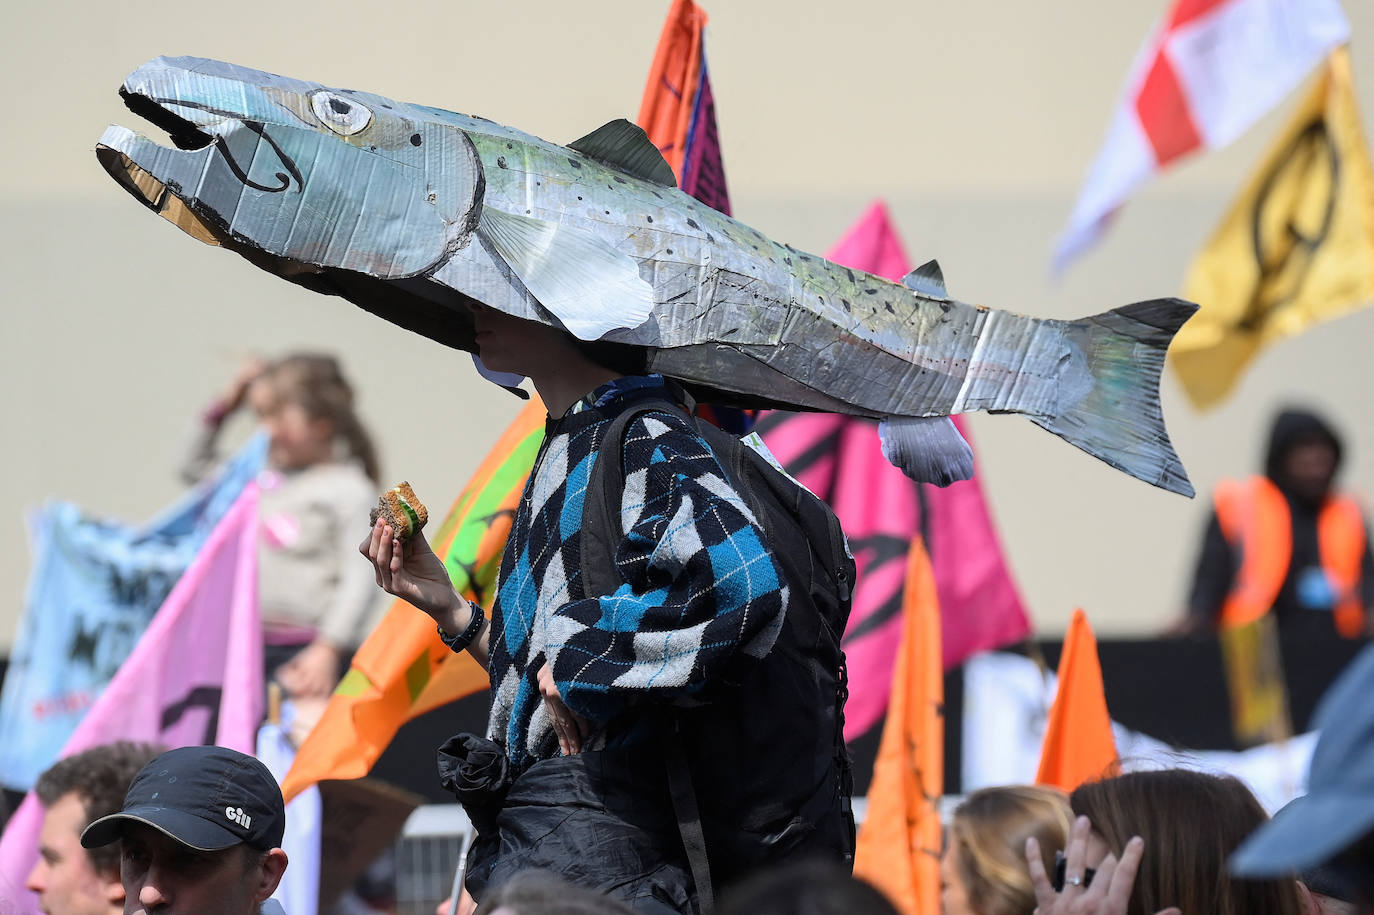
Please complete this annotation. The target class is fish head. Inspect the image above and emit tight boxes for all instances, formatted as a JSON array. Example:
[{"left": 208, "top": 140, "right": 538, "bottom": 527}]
[{"left": 95, "top": 56, "right": 484, "bottom": 279}]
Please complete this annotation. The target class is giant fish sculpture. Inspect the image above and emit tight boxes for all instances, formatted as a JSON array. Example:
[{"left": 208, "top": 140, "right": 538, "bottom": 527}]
[{"left": 97, "top": 57, "right": 1195, "bottom": 496}]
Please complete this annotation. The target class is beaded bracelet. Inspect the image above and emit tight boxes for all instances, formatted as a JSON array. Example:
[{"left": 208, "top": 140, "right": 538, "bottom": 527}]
[{"left": 437, "top": 604, "right": 487, "bottom": 654}]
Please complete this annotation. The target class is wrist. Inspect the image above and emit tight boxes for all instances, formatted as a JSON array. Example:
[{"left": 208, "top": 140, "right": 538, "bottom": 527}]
[
  {"left": 436, "top": 599, "right": 486, "bottom": 655},
  {"left": 202, "top": 400, "right": 233, "bottom": 426},
  {"left": 433, "top": 593, "right": 471, "bottom": 635}
]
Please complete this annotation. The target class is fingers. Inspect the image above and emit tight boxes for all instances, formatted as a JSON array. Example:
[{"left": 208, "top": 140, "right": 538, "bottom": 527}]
[
  {"left": 377, "top": 524, "right": 396, "bottom": 591},
  {"left": 1104, "top": 836, "right": 1144, "bottom": 912},
  {"left": 538, "top": 662, "right": 582, "bottom": 755},
  {"left": 560, "top": 707, "right": 582, "bottom": 754},
  {"left": 360, "top": 519, "right": 405, "bottom": 593},
  {"left": 1062, "top": 815, "right": 1091, "bottom": 897},
  {"left": 570, "top": 708, "right": 591, "bottom": 740},
  {"left": 545, "top": 694, "right": 578, "bottom": 755},
  {"left": 553, "top": 704, "right": 578, "bottom": 755},
  {"left": 1025, "top": 836, "right": 1058, "bottom": 913},
  {"left": 362, "top": 520, "right": 386, "bottom": 588}
]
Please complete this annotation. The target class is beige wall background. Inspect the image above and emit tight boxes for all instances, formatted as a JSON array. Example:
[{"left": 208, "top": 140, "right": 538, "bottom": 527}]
[{"left": 3, "top": 1, "right": 1373, "bottom": 650}]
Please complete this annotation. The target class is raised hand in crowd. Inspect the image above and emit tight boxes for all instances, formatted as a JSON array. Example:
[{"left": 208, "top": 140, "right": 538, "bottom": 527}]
[
  {"left": 215, "top": 357, "right": 269, "bottom": 418},
  {"left": 1025, "top": 816, "right": 1180, "bottom": 915}
]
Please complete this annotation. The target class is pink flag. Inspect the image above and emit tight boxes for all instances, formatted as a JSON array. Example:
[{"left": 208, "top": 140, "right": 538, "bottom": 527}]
[
  {"left": 0, "top": 486, "right": 263, "bottom": 913},
  {"left": 1054, "top": 0, "right": 1349, "bottom": 270},
  {"left": 758, "top": 202, "right": 1029, "bottom": 739}
]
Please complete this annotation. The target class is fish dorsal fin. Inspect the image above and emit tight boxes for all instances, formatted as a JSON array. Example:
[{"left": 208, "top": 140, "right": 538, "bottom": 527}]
[
  {"left": 477, "top": 206, "right": 653, "bottom": 340},
  {"left": 568, "top": 119, "right": 678, "bottom": 187},
  {"left": 902, "top": 259, "right": 948, "bottom": 298}
]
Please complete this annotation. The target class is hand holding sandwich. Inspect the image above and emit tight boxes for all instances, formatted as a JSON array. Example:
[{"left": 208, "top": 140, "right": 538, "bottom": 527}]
[{"left": 359, "top": 513, "right": 490, "bottom": 667}]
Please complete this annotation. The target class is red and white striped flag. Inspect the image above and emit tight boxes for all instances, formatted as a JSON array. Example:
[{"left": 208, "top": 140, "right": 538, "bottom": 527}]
[{"left": 1054, "top": 0, "right": 1349, "bottom": 272}]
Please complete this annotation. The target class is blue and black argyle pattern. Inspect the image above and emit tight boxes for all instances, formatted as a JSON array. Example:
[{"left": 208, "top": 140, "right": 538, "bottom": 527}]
[{"left": 485, "top": 376, "right": 787, "bottom": 769}]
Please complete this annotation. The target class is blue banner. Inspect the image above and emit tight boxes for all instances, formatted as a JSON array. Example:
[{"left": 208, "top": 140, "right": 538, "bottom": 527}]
[{"left": 0, "top": 436, "right": 267, "bottom": 789}]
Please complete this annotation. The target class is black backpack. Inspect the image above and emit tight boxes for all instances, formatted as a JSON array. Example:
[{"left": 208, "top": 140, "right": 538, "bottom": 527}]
[{"left": 580, "top": 393, "right": 857, "bottom": 908}]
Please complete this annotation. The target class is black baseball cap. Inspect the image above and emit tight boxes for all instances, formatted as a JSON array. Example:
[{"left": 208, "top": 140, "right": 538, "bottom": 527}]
[{"left": 81, "top": 746, "right": 285, "bottom": 852}]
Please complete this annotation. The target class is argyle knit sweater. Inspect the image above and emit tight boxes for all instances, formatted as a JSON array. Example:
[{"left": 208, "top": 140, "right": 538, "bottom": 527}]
[{"left": 485, "top": 376, "right": 787, "bottom": 770}]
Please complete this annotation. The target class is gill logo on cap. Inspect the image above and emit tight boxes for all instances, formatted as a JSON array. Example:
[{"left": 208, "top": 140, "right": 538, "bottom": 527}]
[{"left": 225, "top": 806, "right": 252, "bottom": 829}]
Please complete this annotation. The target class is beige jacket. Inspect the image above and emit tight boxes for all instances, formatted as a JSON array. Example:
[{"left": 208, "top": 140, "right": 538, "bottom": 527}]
[{"left": 181, "top": 420, "right": 380, "bottom": 647}]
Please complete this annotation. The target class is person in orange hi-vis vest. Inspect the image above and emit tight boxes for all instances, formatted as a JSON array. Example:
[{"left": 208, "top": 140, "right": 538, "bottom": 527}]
[{"left": 1177, "top": 408, "right": 1374, "bottom": 639}]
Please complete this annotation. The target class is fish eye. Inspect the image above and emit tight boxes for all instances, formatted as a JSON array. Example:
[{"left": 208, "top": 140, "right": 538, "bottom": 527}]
[{"left": 308, "top": 90, "right": 372, "bottom": 136}]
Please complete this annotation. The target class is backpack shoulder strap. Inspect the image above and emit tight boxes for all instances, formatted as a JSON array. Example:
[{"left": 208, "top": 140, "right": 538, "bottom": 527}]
[
  {"left": 579, "top": 395, "right": 718, "bottom": 912},
  {"left": 580, "top": 397, "right": 688, "bottom": 599},
  {"left": 665, "top": 722, "right": 715, "bottom": 913}
]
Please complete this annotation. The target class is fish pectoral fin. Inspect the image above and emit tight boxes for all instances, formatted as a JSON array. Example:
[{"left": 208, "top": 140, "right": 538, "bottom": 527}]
[
  {"left": 878, "top": 416, "right": 974, "bottom": 486},
  {"left": 567, "top": 119, "right": 678, "bottom": 187},
  {"left": 902, "top": 260, "right": 949, "bottom": 299},
  {"left": 477, "top": 206, "right": 654, "bottom": 340}
]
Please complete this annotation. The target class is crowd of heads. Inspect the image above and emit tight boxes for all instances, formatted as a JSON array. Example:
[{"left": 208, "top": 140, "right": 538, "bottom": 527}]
[
  {"left": 23, "top": 740, "right": 1374, "bottom": 915},
  {"left": 10, "top": 356, "right": 1372, "bottom": 915},
  {"left": 938, "top": 643, "right": 1374, "bottom": 915},
  {"left": 939, "top": 770, "right": 1372, "bottom": 915}
]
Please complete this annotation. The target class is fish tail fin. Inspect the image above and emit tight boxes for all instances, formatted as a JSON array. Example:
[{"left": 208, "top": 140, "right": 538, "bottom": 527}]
[{"left": 1033, "top": 298, "right": 1198, "bottom": 497}]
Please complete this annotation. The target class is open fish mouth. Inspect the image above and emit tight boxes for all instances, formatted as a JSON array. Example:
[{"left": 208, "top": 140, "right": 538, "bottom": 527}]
[
  {"left": 97, "top": 85, "right": 311, "bottom": 257},
  {"left": 96, "top": 90, "right": 231, "bottom": 247},
  {"left": 118, "top": 88, "right": 218, "bottom": 151}
]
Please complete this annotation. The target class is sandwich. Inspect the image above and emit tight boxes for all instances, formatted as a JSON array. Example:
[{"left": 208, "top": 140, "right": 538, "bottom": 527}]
[{"left": 370, "top": 481, "right": 429, "bottom": 540}]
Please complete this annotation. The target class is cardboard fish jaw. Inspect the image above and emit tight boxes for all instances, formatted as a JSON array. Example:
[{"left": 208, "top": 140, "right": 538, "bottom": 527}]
[{"left": 96, "top": 56, "right": 483, "bottom": 281}]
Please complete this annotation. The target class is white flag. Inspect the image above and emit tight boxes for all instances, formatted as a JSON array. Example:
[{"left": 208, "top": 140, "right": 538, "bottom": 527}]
[{"left": 1054, "top": 0, "right": 1349, "bottom": 272}]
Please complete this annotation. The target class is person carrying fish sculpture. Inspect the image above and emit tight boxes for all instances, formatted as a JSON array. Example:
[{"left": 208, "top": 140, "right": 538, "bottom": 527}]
[
  {"left": 100, "top": 52, "right": 1204, "bottom": 915},
  {"left": 361, "top": 300, "right": 856, "bottom": 915}
]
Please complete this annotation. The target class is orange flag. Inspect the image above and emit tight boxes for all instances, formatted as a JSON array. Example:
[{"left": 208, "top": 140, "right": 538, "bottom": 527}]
[
  {"left": 1034, "top": 609, "right": 1120, "bottom": 791},
  {"left": 637, "top": 0, "right": 706, "bottom": 179},
  {"left": 637, "top": 0, "right": 730, "bottom": 214},
  {"left": 282, "top": 400, "right": 546, "bottom": 801},
  {"left": 853, "top": 540, "right": 943, "bottom": 915}
]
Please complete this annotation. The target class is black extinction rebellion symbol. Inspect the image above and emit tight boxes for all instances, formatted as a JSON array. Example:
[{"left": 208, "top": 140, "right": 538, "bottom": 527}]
[{"left": 1244, "top": 119, "right": 1339, "bottom": 332}]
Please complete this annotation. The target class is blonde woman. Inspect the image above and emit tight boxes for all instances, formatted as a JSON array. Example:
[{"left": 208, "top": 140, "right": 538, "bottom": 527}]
[{"left": 942, "top": 786, "right": 1073, "bottom": 915}]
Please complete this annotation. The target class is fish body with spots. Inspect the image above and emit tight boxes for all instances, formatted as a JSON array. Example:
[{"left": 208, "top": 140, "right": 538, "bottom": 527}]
[{"left": 97, "top": 56, "right": 1195, "bottom": 495}]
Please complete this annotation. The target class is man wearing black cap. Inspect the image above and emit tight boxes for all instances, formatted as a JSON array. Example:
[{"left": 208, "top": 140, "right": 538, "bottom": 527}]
[{"left": 79, "top": 746, "right": 289, "bottom": 915}]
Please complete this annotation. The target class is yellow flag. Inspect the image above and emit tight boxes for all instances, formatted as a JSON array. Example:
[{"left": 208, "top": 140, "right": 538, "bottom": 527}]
[
  {"left": 1173, "top": 47, "right": 1374, "bottom": 409},
  {"left": 1218, "top": 615, "right": 1293, "bottom": 749}
]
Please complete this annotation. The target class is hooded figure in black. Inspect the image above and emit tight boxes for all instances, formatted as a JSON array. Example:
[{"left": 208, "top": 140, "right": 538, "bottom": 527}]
[{"left": 1183, "top": 408, "right": 1374, "bottom": 635}]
